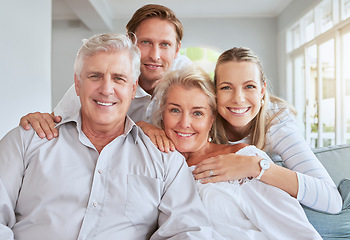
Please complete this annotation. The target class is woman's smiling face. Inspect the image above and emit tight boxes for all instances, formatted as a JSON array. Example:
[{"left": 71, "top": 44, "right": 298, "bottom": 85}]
[
  {"left": 216, "top": 61, "right": 266, "bottom": 133},
  {"left": 162, "top": 85, "right": 214, "bottom": 155}
]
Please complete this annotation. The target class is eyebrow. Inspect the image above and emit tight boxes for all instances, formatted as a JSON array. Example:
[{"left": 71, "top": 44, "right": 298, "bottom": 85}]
[
  {"left": 87, "top": 71, "right": 129, "bottom": 79},
  {"left": 168, "top": 103, "right": 207, "bottom": 109},
  {"left": 111, "top": 73, "right": 129, "bottom": 79},
  {"left": 219, "top": 80, "right": 257, "bottom": 85}
]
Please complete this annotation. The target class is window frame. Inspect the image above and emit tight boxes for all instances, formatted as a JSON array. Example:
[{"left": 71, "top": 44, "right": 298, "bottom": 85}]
[{"left": 286, "top": 0, "right": 350, "bottom": 147}]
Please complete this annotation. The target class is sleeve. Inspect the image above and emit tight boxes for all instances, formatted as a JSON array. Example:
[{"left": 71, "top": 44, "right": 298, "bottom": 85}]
[
  {"left": 237, "top": 146, "right": 322, "bottom": 240},
  {"left": 265, "top": 108, "right": 343, "bottom": 213},
  {"left": 53, "top": 84, "right": 81, "bottom": 119},
  {"left": 0, "top": 127, "right": 28, "bottom": 239},
  {"left": 151, "top": 152, "right": 213, "bottom": 240}
]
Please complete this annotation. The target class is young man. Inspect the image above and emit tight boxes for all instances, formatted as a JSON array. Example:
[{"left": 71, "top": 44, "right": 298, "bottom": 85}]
[
  {"left": 0, "top": 33, "right": 212, "bottom": 240},
  {"left": 20, "top": 4, "right": 191, "bottom": 142}
]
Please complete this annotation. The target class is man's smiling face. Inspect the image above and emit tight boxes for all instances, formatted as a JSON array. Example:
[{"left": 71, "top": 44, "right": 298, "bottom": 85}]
[
  {"left": 75, "top": 50, "right": 137, "bottom": 132},
  {"left": 135, "top": 17, "right": 180, "bottom": 91}
]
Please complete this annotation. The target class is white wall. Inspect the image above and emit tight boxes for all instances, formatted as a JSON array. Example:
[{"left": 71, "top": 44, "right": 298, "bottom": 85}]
[
  {"left": 181, "top": 17, "right": 278, "bottom": 93},
  {"left": 0, "top": 0, "right": 52, "bottom": 139},
  {"left": 52, "top": 17, "right": 279, "bottom": 107}
]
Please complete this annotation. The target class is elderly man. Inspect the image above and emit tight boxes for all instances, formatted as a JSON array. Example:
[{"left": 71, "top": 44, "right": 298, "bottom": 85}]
[
  {"left": 0, "top": 33, "right": 212, "bottom": 239},
  {"left": 20, "top": 4, "right": 191, "bottom": 146}
]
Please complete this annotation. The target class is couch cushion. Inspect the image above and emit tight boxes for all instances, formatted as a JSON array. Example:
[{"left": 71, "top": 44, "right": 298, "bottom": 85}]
[
  {"left": 303, "top": 178, "right": 350, "bottom": 239},
  {"left": 312, "top": 144, "right": 350, "bottom": 186},
  {"left": 338, "top": 178, "right": 350, "bottom": 209}
]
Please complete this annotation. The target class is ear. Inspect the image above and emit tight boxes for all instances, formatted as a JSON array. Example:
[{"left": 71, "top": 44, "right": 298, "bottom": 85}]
[
  {"left": 174, "top": 41, "right": 181, "bottom": 59},
  {"left": 131, "top": 80, "right": 138, "bottom": 100},
  {"left": 210, "top": 113, "right": 215, "bottom": 127},
  {"left": 261, "top": 81, "right": 267, "bottom": 98},
  {"left": 74, "top": 74, "right": 80, "bottom": 96}
]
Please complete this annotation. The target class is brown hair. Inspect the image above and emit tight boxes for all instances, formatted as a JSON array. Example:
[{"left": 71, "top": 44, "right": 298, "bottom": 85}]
[{"left": 126, "top": 4, "right": 183, "bottom": 46}]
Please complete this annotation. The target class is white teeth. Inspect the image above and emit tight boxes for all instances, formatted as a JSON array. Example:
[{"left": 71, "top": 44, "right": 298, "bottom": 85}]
[
  {"left": 96, "top": 101, "right": 114, "bottom": 106},
  {"left": 178, "top": 132, "right": 193, "bottom": 137},
  {"left": 229, "top": 108, "right": 248, "bottom": 114}
]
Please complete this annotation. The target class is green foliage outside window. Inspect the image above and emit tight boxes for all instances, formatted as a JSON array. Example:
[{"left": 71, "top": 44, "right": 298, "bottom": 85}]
[{"left": 180, "top": 47, "right": 221, "bottom": 79}]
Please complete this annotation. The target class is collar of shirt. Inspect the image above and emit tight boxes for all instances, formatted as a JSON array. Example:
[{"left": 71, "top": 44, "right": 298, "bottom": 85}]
[
  {"left": 55, "top": 111, "right": 140, "bottom": 144},
  {"left": 135, "top": 84, "right": 152, "bottom": 99}
]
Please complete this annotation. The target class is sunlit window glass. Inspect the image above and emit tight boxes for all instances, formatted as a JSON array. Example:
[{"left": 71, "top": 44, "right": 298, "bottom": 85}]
[
  {"left": 344, "top": 32, "right": 350, "bottom": 143},
  {"left": 180, "top": 47, "right": 220, "bottom": 79},
  {"left": 294, "top": 55, "right": 306, "bottom": 136},
  {"left": 292, "top": 25, "right": 301, "bottom": 50},
  {"left": 320, "top": 39, "right": 335, "bottom": 146},
  {"left": 320, "top": 0, "right": 333, "bottom": 33},
  {"left": 304, "top": 12, "right": 315, "bottom": 43},
  {"left": 307, "top": 45, "right": 318, "bottom": 147},
  {"left": 343, "top": 0, "right": 350, "bottom": 19}
]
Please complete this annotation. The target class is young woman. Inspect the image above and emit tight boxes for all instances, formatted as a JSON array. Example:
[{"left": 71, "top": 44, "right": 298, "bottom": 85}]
[
  {"left": 191, "top": 47, "right": 342, "bottom": 214},
  {"left": 152, "top": 64, "right": 321, "bottom": 239}
]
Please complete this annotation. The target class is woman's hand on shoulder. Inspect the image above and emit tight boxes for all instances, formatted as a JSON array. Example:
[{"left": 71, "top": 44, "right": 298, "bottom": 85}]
[
  {"left": 19, "top": 112, "right": 62, "bottom": 140},
  {"left": 192, "top": 145, "right": 261, "bottom": 184},
  {"left": 136, "top": 121, "right": 176, "bottom": 153}
]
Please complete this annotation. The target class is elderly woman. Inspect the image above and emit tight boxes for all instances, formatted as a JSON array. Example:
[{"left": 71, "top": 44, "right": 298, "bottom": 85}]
[{"left": 151, "top": 65, "right": 321, "bottom": 240}]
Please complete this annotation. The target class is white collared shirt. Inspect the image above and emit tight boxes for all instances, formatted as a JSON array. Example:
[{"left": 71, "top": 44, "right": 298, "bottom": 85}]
[{"left": 0, "top": 113, "right": 212, "bottom": 239}]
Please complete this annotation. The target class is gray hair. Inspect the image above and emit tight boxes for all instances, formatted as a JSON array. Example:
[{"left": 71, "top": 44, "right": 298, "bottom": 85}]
[{"left": 74, "top": 33, "right": 141, "bottom": 83}]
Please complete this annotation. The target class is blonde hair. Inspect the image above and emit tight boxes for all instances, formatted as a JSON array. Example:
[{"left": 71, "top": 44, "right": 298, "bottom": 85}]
[
  {"left": 153, "top": 64, "right": 218, "bottom": 140},
  {"left": 214, "top": 47, "right": 295, "bottom": 149},
  {"left": 126, "top": 4, "right": 183, "bottom": 48}
]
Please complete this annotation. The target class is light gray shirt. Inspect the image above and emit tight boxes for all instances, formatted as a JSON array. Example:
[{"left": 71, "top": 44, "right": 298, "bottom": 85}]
[{"left": 0, "top": 112, "right": 212, "bottom": 240}]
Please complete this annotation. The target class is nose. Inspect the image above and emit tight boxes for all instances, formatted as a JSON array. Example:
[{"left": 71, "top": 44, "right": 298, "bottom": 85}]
[
  {"left": 232, "top": 88, "right": 245, "bottom": 104},
  {"left": 179, "top": 114, "right": 191, "bottom": 129},
  {"left": 100, "top": 78, "right": 114, "bottom": 96},
  {"left": 149, "top": 45, "right": 160, "bottom": 61}
]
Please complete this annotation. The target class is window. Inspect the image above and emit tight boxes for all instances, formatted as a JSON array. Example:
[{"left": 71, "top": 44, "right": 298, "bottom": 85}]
[
  {"left": 287, "top": 0, "right": 350, "bottom": 147},
  {"left": 179, "top": 47, "right": 221, "bottom": 79},
  {"left": 319, "top": 39, "right": 336, "bottom": 146},
  {"left": 342, "top": 0, "right": 350, "bottom": 19},
  {"left": 305, "top": 12, "right": 315, "bottom": 43},
  {"left": 343, "top": 30, "right": 350, "bottom": 142},
  {"left": 319, "top": 0, "right": 334, "bottom": 33}
]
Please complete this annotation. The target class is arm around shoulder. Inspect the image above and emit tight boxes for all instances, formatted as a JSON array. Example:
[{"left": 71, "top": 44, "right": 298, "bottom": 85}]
[{"left": 266, "top": 116, "right": 342, "bottom": 213}]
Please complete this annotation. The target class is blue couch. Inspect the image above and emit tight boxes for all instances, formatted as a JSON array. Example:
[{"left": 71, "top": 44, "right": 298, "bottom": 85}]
[{"left": 303, "top": 144, "right": 350, "bottom": 239}]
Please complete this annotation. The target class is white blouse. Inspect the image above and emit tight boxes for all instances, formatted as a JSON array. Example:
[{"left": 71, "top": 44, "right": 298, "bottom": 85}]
[{"left": 191, "top": 146, "right": 321, "bottom": 240}]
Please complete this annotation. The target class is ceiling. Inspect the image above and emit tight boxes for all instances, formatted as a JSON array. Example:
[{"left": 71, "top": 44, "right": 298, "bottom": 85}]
[{"left": 53, "top": 0, "right": 294, "bottom": 31}]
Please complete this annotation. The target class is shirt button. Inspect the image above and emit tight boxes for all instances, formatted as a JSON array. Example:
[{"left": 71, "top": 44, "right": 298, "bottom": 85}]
[
  {"left": 93, "top": 202, "right": 99, "bottom": 207},
  {"left": 98, "top": 169, "right": 102, "bottom": 174}
]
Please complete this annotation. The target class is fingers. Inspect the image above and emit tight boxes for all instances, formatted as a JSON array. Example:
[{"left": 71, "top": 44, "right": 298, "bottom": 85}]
[
  {"left": 19, "top": 112, "right": 58, "bottom": 140},
  {"left": 169, "top": 141, "right": 176, "bottom": 152},
  {"left": 193, "top": 168, "right": 219, "bottom": 181},
  {"left": 192, "top": 158, "right": 217, "bottom": 175},
  {"left": 51, "top": 113, "right": 62, "bottom": 123},
  {"left": 200, "top": 175, "right": 226, "bottom": 184},
  {"left": 19, "top": 117, "right": 32, "bottom": 131},
  {"left": 154, "top": 132, "right": 175, "bottom": 153}
]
